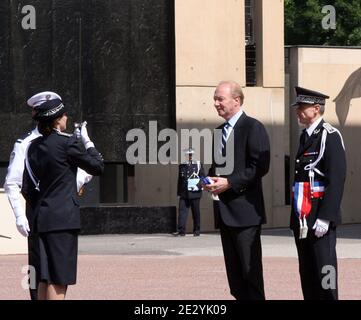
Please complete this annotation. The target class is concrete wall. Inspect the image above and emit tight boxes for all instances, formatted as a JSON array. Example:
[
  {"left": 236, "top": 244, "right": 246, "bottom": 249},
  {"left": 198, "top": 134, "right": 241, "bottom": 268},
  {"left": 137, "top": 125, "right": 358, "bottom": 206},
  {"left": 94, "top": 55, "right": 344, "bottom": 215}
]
[
  {"left": 255, "top": 0, "right": 284, "bottom": 87},
  {"left": 168, "top": 0, "right": 287, "bottom": 231},
  {"left": 175, "top": 0, "right": 245, "bottom": 86},
  {"left": 122, "top": 0, "right": 288, "bottom": 231},
  {"left": 287, "top": 46, "right": 361, "bottom": 224},
  {"left": 132, "top": 86, "right": 288, "bottom": 229},
  {"left": 131, "top": 0, "right": 246, "bottom": 218},
  {"left": 175, "top": 87, "right": 287, "bottom": 230}
]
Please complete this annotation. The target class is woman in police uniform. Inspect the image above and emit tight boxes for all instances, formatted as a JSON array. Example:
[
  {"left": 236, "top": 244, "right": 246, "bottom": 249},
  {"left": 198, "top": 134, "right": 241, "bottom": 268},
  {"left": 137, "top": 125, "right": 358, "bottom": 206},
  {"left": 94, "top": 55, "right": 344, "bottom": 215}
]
[{"left": 22, "top": 99, "right": 104, "bottom": 300}]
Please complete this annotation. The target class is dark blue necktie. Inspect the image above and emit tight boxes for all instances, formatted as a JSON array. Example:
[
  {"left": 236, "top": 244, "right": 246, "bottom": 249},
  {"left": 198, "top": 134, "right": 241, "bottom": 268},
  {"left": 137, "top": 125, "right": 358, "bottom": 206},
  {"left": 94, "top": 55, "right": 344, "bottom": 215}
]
[
  {"left": 221, "top": 122, "right": 230, "bottom": 155},
  {"left": 300, "top": 129, "right": 308, "bottom": 147}
]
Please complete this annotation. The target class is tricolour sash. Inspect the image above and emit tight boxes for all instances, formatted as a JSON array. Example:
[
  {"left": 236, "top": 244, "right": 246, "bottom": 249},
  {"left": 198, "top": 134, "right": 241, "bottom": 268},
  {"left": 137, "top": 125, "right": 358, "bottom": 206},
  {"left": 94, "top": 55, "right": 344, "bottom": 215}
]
[{"left": 292, "top": 181, "right": 325, "bottom": 239}]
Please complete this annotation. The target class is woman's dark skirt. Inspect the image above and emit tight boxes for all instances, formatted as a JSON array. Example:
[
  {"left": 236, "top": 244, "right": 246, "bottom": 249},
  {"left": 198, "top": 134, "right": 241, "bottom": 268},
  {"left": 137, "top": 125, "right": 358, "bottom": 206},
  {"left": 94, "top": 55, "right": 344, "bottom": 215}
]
[{"left": 36, "top": 230, "right": 79, "bottom": 285}]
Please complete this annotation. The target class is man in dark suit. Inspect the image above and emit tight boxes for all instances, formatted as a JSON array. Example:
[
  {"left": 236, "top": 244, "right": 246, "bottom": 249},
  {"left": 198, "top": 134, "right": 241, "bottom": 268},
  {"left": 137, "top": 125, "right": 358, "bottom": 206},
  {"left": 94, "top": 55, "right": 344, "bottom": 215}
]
[
  {"left": 290, "top": 86, "right": 346, "bottom": 300},
  {"left": 205, "top": 80, "right": 270, "bottom": 300},
  {"left": 174, "top": 148, "right": 205, "bottom": 236}
]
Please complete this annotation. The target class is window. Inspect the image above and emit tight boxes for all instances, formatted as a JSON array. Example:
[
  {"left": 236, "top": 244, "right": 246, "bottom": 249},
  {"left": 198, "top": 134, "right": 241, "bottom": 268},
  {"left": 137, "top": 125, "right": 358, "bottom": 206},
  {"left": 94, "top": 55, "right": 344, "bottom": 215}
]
[
  {"left": 245, "top": 0, "right": 254, "bottom": 46},
  {"left": 99, "top": 163, "right": 134, "bottom": 204},
  {"left": 245, "top": 0, "right": 256, "bottom": 86}
]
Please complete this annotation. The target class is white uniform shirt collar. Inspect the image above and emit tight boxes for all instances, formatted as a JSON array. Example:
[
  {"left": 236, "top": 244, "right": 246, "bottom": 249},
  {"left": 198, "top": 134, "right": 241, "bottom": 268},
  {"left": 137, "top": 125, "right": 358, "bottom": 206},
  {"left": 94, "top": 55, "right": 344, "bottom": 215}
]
[
  {"left": 33, "top": 126, "right": 41, "bottom": 137},
  {"left": 306, "top": 117, "right": 323, "bottom": 137},
  {"left": 227, "top": 109, "right": 244, "bottom": 128}
]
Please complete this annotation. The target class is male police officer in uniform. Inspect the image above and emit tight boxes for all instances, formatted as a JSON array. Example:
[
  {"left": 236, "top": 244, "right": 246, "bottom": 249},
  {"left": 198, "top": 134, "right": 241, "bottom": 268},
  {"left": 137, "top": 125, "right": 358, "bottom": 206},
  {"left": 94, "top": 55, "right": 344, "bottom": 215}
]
[
  {"left": 3, "top": 91, "right": 92, "bottom": 300},
  {"left": 291, "top": 86, "right": 346, "bottom": 300},
  {"left": 174, "top": 148, "right": 205, "bottom": 236}
]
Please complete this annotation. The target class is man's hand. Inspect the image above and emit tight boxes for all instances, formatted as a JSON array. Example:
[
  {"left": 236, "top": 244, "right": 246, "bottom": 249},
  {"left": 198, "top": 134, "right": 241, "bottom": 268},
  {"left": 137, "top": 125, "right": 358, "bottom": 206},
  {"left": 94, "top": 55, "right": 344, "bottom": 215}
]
[
  {"left": 16, "top": 215, "right": 30, "bottom": 237},
  {"left": 80, "top": 121, "right": 95, "bottom": 149},
  {"left": 204, "top": 177, "right": 231, "bottom": 195},
  {"left": 312, "top": 218, "right": 330, "bottom": 238}
]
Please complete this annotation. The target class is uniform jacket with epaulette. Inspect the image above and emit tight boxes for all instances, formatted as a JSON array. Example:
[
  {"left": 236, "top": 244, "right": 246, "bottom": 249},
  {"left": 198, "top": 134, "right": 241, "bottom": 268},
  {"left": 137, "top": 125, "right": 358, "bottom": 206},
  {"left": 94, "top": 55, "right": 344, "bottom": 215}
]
[
  {"left": 177, "top": 161, "right": 205, "bottom": 199},
  {"left": 290, "top": 120, "right": 346, "bottom": 230},
  {"left": 21, "top": 130, "right": 104, "bottom": 233}
]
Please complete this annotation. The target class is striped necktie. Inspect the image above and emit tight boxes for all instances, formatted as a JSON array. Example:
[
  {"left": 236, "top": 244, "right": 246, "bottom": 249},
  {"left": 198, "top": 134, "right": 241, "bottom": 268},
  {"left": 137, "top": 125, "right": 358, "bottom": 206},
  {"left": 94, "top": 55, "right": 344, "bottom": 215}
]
[{"left": 221, "top": 122, "right": 230, "bottom": 155}]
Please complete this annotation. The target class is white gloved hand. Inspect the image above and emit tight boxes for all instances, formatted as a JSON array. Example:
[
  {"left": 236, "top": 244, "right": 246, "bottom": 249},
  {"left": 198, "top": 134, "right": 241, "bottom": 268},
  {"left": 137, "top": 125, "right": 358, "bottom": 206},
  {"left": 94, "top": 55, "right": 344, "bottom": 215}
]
[
  {"left": 80, "top": 121, "right": 95, "bottom": 149},
  {"left": 16, "top": 215, "right": 30, "bottom": 237},
  {"left": 74, "top": 124, "right": 81, "bottom": 138},
  {"left": 312, "top": 218, "right": 330, "bottom": 238},
  {"left": 76, "top": 168, "right": 93, "bottom": 192}
]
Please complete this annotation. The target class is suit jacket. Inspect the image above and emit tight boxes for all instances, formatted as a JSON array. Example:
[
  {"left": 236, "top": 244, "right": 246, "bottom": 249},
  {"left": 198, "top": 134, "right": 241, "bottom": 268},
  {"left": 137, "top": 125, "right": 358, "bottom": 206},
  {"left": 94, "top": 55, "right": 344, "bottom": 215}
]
[
  {"left": 22, "top": 130, "right": 104, "bottom": 233},
  {"left": 290, "top": 120, "right": 346, "bottom": 230},
  {"left": 210, "top": 113, "right": 270, "bottom": 227},
  {"left": 177, "top": 161, "right": 205, "bottom": 200}
]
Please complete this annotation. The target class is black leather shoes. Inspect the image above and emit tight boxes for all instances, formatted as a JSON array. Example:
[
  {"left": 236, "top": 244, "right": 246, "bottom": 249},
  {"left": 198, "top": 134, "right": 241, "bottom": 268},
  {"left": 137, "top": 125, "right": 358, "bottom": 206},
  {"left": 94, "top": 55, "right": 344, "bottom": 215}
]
[
  {"left": 193, "top": 232, "right": 200, "bottom": 237},
  {"left": 172, "top": 232, "right": 185, "bottom": 237}
]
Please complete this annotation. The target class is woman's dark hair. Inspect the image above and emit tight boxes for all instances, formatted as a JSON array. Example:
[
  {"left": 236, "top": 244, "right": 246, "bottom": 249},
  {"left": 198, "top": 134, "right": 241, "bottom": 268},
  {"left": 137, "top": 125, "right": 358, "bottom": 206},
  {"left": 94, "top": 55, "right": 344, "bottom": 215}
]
[{"left": 38, "top": 119, "right": 57, "bottom": 136}]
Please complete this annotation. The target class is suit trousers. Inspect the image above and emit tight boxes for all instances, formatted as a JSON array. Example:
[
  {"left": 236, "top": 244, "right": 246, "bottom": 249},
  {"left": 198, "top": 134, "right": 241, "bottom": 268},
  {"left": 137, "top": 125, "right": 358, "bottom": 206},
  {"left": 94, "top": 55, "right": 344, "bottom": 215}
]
[
  {"left": 293, "top": 226, "right": 338, "bottom": 300},
  {"left": 219, "top": 218, "right": 265, "bottom": 300},
  {"left": 177, "top": 197, "right": 200, "bottom": 234}
]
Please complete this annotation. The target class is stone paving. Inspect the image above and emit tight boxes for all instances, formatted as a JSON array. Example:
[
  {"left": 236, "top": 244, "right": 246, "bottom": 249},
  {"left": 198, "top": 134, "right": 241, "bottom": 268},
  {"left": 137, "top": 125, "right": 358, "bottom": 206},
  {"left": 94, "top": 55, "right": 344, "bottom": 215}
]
[{"left": 1, "top": 224, "right": 361, "bottom": 300}]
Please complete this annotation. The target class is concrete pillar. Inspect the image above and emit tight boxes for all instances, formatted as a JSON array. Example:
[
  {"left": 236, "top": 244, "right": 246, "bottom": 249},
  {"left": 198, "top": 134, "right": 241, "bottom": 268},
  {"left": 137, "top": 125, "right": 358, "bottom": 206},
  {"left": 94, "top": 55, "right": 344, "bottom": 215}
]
[
  {"left": 254, "top": 0, "right": 284, "bottom": 87},
  {"left": 175, "top": 0, "right": 245, "bottom": 86}
]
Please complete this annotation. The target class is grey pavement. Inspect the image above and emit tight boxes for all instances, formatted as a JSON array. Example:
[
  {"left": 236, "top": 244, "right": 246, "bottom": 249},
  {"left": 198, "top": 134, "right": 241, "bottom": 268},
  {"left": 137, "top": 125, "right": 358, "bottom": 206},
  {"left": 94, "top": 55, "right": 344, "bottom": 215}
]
[
  {"left": 78, "top": 223, "right": 361, "bottom": 258},
  {"left": 2, "top": 224, "right": 361, "bottom": 300}
]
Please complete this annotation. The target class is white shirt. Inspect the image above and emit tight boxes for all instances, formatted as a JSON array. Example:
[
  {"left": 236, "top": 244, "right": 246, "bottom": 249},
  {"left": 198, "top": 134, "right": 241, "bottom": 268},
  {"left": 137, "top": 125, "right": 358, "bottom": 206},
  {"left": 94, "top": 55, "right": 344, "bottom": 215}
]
[
  {"left": 224, "top": 109, "right": 244, "bottom": 141},
  {"left": 3, "top": 127, "right": 41, "bottom": 218},
  {"left": 306, "top": 117, "right": 323, "bottom": 137},
  {"left": 4, "top": 126, "right": 93, "bottom": 219}
]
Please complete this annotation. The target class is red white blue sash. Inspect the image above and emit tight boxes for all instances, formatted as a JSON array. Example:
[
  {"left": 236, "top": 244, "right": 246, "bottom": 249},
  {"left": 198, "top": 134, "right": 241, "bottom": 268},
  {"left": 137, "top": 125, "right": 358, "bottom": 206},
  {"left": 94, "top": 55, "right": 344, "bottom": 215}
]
[{"left": 292, "top": 181, "right": 325, "bottom": 219}]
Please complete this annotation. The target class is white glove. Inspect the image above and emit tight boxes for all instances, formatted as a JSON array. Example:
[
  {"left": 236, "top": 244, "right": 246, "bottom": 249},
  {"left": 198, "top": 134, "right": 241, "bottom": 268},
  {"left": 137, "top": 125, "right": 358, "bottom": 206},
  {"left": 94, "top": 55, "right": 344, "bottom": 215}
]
[
  {"left": 312, "top": 218, "right": 329, "bottom": 238},
  {"left": 76, "top": 168, "right": 93, "bottom": 192},
  {"left": 80, "top": 121, "right": 95, "bottom": 149},
  {"left": 74, "top": 123, "right": 81, "bottom": 138},
  {"left": 15, "top": 215, "right": 30, "bottom": 237}
]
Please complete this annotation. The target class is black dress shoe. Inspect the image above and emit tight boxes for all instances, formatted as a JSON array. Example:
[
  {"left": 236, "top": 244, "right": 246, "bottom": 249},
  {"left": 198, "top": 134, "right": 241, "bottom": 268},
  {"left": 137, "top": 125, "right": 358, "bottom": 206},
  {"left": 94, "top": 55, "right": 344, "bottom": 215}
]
[
  {"left": 172, "top": 232, "right": 185, "bottom": 237},
  {"left": 193, "top": 232, "right": 200, "bottom": 237}
]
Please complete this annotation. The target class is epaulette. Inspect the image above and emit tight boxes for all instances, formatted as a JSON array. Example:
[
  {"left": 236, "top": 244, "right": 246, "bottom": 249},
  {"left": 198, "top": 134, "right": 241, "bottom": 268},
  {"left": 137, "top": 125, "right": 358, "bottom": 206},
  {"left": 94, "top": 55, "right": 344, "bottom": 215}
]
[
  {"left": 56, "top": 131, "right": 73, "bottom": 137},
  {"left": 322, "top": 122, "right": 337, "bottom": 134},
  {"left": 16, "top": 131, "right": 32, "bottom": 143}
]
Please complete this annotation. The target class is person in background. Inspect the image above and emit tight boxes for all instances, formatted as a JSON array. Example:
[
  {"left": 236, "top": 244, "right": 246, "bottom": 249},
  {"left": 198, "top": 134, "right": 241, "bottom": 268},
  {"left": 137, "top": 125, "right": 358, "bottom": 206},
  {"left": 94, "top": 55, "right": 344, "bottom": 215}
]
[{"left": 173, "top": 148, "right": 205, "bottom": 237}]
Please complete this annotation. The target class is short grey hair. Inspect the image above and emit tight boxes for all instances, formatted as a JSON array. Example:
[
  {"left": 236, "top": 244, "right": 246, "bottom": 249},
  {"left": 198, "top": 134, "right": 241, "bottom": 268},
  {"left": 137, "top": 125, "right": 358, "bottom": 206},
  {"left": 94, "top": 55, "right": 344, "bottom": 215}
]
[
  {"left": 218, "top": 80, "right": 244, "bottom": 104},
  {"left": 318, "top": 104, "right": 325, "bottom": 115}
]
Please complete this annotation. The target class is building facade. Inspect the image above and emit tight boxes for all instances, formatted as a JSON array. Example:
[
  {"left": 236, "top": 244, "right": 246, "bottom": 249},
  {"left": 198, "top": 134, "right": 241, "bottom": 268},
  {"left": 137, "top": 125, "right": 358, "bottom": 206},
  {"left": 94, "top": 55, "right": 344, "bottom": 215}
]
[{"left": 4, "top": 1, "right": 359, "bottom": 234}]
